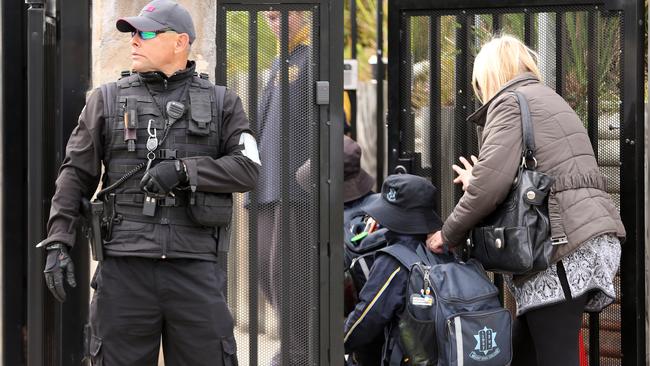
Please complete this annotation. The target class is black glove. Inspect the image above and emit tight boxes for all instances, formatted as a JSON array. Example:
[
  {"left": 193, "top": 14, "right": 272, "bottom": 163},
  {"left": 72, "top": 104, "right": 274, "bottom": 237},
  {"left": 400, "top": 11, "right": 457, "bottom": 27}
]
[
  {"left": 43, "top": 242, "right": 76, "bottom": 302},
  {"left": 140, "top": 160, "right": 188, "bottom": 196}
]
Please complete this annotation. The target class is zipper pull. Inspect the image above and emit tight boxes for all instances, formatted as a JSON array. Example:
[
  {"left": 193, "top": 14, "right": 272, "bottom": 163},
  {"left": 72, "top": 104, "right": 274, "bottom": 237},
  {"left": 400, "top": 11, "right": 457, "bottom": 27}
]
[{"left": 163, "top": 79, "right": 168, "bottom": 90}]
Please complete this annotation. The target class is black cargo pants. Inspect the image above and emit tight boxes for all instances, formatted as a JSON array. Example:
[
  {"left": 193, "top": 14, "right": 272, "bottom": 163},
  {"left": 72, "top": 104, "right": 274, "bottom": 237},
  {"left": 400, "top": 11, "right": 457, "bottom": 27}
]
[{"left": 87, "top": 257, "right": 237, "bottom": 366}]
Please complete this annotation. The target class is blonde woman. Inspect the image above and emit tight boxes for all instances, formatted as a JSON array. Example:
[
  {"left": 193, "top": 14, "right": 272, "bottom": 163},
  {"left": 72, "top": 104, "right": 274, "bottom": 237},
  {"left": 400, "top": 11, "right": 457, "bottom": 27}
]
[{"left": 427, "top": 34, "right": 625, "bottom": 365}]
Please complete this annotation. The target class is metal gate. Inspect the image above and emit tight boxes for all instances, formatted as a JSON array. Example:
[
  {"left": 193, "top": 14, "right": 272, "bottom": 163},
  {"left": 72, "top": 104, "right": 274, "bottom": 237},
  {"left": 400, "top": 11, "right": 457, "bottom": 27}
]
[
  {"left": 2, "top": 0, "right": 91, "bottom": 365},
  {"left": 387, "top": 0, "right": 645, "bottom": 365},
  {"left": 216, "top": 1, "right": 343, "bottom": 365}
]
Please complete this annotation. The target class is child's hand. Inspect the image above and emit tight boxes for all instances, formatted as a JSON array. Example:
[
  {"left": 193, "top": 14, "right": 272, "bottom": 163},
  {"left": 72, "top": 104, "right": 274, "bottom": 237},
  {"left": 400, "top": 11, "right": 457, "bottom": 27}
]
[
  {"left": 426, "top": 231, "right": 445, "bottom": 254},
  {"left": 452, "top": 155, "right": 478, "bottom": 191}
]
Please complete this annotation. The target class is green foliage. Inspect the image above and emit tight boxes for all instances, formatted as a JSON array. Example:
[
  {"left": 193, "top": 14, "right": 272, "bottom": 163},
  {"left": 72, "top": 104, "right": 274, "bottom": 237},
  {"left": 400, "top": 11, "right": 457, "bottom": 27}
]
[
  {"left": 344, "top": 0, "right": 388, "bottom": 81},
  {"left": 225, "top": 11, "right": 278, "bottom": 75}
]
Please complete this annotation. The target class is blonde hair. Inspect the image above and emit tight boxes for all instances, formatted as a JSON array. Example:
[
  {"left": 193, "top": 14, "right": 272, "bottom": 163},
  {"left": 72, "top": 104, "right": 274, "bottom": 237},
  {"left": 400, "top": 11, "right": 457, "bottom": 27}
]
[{"left": 472, "top": 34, "right": 542, "bottom": 103}]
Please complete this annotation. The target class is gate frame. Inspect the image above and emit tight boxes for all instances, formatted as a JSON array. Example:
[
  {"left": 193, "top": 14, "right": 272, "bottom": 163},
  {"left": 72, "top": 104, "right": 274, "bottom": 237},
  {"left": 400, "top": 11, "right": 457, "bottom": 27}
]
[
  {"left": 386, "top": 0, "right": 646, "bottom": 364},
  {"left": 215, "top": 0, "right": 344, "bottom": 364}
]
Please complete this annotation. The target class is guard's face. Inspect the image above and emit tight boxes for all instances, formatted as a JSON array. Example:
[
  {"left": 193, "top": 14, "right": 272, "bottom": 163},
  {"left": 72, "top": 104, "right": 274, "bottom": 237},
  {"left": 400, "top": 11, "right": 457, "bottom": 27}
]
[{"left": 130, "top": 31, "right": 179, "bottom": 73}]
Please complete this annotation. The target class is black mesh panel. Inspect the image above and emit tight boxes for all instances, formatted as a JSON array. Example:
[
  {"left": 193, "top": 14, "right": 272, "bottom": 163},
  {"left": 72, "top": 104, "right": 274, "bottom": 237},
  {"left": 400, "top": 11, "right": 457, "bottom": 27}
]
[{"left": 224, "top": 6, "right": 319, "bottom": 366}]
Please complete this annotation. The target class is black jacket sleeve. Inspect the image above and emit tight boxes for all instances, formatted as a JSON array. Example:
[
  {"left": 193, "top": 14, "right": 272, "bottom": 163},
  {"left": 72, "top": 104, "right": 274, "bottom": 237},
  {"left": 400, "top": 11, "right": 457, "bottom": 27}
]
[
  {"left": 343, "top": 254, "right": 407, "bottom": 353},
  {"left": 182, "top": 89, "right": 259, "bottom": 193},
  {"left": 42, "top": 88, "right": 105, "bottom": 248}
]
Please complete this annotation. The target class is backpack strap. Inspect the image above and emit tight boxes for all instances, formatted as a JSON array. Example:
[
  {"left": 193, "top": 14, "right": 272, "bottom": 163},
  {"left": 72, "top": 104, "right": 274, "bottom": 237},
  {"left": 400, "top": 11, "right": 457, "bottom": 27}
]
[
  {"left": 379, "top": 243, "right": 430, "bottom": 270},
  {"left": 213, "top": 84, "right": 226, "bottom": 155},
  {"left": 100, "top": 82, "right": 118, "bottom": 163}
]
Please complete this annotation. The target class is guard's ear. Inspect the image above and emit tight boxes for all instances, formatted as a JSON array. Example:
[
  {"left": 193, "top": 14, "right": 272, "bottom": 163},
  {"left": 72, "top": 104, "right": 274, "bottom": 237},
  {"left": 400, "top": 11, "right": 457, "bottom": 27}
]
[{"left": 174, "top": 33, "right": 191, "bottom": 55}]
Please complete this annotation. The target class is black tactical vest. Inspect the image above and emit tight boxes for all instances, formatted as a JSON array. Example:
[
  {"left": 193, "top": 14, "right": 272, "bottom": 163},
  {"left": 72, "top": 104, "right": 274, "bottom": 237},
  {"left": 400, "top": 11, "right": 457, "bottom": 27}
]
[{"left": 100, "top": 72, "right": 226, "bottom": 227}]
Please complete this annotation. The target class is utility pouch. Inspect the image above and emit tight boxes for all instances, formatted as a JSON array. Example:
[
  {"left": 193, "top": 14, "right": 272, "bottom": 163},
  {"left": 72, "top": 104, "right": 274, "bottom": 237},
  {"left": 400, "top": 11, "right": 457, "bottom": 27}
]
[
  {"left": 123, "top": 97, "right": 138, "bottom": 151},
  {"left": 187, "top": 192, "right": 233, "bottom": 227},
  {"left": 188, "top": 90, "right": 212, "bottom": 136}
]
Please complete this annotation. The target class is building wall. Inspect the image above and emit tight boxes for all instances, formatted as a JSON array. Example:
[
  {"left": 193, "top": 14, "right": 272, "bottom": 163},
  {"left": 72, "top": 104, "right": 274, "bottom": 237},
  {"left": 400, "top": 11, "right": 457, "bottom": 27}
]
[{"left": 92, "top": 0, "right": 217, "bottom": 89}]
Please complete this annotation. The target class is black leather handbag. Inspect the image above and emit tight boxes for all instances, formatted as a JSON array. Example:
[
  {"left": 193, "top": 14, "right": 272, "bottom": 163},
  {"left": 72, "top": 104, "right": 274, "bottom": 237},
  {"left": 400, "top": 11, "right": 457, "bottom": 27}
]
[{"left": 467, "top": 91, "right": 555, "bottom": 275}]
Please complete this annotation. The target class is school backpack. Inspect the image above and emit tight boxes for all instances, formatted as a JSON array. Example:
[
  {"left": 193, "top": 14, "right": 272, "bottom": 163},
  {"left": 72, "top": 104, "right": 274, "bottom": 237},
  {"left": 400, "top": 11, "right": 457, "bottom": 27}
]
[{"left": 380, "top": 243, "right": 512, "bottom": 366}]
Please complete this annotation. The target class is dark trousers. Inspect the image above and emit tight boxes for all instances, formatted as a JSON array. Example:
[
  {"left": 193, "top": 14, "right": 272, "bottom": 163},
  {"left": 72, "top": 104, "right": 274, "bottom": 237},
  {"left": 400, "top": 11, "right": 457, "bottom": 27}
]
[
  {"left": 258, "top": 203, "right": 312, "bottom": 365},
  {"left": 512, "top": 262, "right": 588, "bottom": 366},
  {"left": 88, "top": 257, "right": 238, "bottom": 366}
]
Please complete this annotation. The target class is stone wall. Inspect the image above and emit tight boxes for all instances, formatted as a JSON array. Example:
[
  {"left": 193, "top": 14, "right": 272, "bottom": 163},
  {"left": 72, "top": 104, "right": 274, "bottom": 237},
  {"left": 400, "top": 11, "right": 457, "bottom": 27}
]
[{"left": 92, "top": 0, "right": 217, "bottom": 89}]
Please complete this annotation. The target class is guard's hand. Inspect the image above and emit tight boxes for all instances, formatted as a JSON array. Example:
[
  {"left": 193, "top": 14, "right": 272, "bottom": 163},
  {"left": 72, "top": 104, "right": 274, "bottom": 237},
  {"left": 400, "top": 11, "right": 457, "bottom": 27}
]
[
  {"left": 452, "top": 155, "right": 478, "bottom": 191},
  {"left": 140, "top": 160, "right": 188, "bottom": 196},
  {"left": 426, "top": 231, "right": 446, "bottom": 254},
  {"left": 43, "top": 243, "right": 76, "bottom": 302}
]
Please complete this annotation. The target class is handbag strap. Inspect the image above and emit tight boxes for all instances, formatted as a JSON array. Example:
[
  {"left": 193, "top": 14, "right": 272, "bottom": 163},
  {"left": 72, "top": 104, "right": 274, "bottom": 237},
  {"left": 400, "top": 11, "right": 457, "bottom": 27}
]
[{"left": 513, "top": 91, "right": 536, "bottom": 169}]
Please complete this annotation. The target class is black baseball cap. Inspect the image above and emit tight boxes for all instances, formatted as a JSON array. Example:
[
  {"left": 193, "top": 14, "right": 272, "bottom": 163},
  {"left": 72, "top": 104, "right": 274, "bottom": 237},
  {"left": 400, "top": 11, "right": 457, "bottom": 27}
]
[
  {"left": 363, "top": 174, "right": 443, "bottom": 235},
  {"left": 116, "top": 0, "right": 196, "bottom": 44}
]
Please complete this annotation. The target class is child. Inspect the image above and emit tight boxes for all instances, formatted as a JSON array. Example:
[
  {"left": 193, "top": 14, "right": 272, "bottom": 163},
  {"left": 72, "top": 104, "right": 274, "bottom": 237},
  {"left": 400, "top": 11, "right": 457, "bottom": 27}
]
[{"left": 344, "top": 173, "right": 444, "bottom": 365}]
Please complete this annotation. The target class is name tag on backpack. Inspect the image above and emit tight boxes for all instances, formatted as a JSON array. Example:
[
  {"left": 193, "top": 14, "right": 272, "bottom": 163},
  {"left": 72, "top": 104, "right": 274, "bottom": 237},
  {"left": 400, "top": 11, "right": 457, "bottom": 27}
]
[{"left": 410, "top": 294, "right": 433, "bottom": 307}]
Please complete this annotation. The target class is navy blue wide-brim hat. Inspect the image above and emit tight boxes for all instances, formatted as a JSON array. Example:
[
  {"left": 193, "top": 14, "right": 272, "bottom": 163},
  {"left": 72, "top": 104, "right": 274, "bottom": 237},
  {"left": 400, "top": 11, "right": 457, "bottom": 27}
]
[{"left": 363, "top": 174, "right": 443, "bottom": 235}]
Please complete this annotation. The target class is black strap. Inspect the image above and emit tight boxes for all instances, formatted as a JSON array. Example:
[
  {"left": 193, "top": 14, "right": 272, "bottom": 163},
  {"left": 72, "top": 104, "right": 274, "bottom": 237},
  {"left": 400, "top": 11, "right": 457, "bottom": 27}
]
[
  {"left": 513, "top": 91, "right": 536, "bottom": 167},
  {"left": 213, "top": 85, "right": 226, "bottom": 155},
  {"left": 379, "top": 243, "right": 429, "bottom": 270}
]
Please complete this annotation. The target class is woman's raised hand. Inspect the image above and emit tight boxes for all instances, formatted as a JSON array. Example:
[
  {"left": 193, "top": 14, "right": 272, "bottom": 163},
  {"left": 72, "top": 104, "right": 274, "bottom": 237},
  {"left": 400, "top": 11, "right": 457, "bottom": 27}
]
[{"left": 452, "top": 155, "right": 478, "bottom": 191}]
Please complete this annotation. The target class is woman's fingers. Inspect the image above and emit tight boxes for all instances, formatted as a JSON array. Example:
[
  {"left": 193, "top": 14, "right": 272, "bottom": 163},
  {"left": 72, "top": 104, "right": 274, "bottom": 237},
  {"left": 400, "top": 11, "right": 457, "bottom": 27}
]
[
  {"left": 451, "top": 164, "right": 464, "bottom": 175},
  {"left": 470, "top": 155, "right": 478, "bottom": 164},
  {"left": 459, "top": 156, "right": 473, "bottom": 170}
]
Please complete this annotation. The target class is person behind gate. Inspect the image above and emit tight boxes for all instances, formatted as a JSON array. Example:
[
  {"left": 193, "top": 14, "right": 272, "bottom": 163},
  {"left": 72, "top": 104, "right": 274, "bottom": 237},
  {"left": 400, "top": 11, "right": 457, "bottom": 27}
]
[
  {"left": 37, "top": 0, "right": 260, "bottom": 364},
  {"left": 344, "top": 174, "right": 444, "bottom": 364},
  {"left": 427, "top": 34, "right": 625, "bottom": 366}
]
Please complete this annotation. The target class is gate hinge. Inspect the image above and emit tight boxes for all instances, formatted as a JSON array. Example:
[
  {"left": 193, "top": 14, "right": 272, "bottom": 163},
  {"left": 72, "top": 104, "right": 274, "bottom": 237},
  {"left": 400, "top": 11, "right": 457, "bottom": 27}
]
[{"left": 316, "top": 81, "right": 329, "bottom": 105}]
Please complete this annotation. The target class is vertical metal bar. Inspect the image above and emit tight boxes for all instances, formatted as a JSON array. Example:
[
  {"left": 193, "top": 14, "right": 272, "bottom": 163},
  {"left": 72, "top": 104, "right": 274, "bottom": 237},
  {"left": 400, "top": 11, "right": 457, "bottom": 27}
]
[
  {"left": 587, "top": 11, "right": 598, "bottom": 159},
  {"left": 2, "top": 1, "right": 28, "bottom": 364},
  {"left": 247, "top": 10, "right": 259, "bottom": 366},
  {"left": 493, "top": 13, "right": 501, "bottom": 33},
  {"left": 589, "top": 313, "right": 600, "bottom": 366},
  {"left": 454, "top": 13, "right": 469, "bottom": 204},
  {"left": 349, "top": 0, "right": 357, "bottom": 139},
  {"left": 326, "top": 0, "right": 345, "bottom": 362},
  {"left": 524, "top": 11, "right": 533, "bottom": 46},
  {"left": 376, "top": 0, "right": 384, "bottom": 185},
  {"left": 430, "top": 15, "right": 441, "bottom": 213},
  {"left": 401, "top": 16, "right": 414, "bottom": 155},
  {"left": 279, "top": 10, "right": 290, "bottom": 366},
  {"left": 216, "top": 5, "right": 228, "bottom": 86},
  {"left": 0, "top": 3, "right": 5, "bottom": 362},
  {"left": 586, "top": 12, "right": 602, "bottom": 347},
  {"left": 58, "top": 0, "right": 91, "bottom": 362},
  {"left": 620, "top": 0, "right": 646, "bottom": 363},
  {"left": 555, "top": 11, "right": 564, "bottom": 95},
  {"left": 386, "top": 3, "right": 400, "bottom": 175},
  {"left": 26, "top": 2, "right": 45, "bottom": 366}
]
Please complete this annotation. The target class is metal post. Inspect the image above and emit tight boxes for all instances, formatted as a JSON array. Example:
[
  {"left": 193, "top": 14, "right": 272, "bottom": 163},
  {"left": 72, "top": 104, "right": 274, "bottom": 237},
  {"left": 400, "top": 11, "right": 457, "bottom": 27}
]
[
  {"left": 429, "top": 15, "right": 441, "bottom": 212},
  {"left": 26, "top": 1, "right": 45, "bottom": 365},
  {"left": 524, "top": 11, "right": 533, "bottom": 45},
  {"left": 453, "top": 13, "right": 469, "bottom": 204},
  {"left": 2, "top": 1, "right": 28, "bottom": 364},
  {"left": 555, "top": 11, "right": 564, "bottom": 95},
  {"left": 349, "top": 0, "right": 358, "bottom": 138},
  {"left": 279, "top": 10, "right": 290, "bottom": 366},
  {"left": 587, "top": 11, "right": 598, "bottom": 164},
  {"left": 0, "top": 3, "right": 4, "bottom": 362},
  {"left": 620, "top": 0, "right": 646, "bottom": 363},
  {"left": 247, "top": 10, "right": 259, "bottom": 366},
  {"left": 376, "top": 0, "right": 384, "bottom": 185},
  {"left": 328, "top": 0, "right": 345, "bottom": 362}
]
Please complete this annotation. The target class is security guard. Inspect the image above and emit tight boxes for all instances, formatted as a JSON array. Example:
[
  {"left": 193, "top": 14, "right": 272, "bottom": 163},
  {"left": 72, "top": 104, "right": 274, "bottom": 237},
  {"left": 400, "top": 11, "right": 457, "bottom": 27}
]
[
  {"left": 344, "top": 174, "right": 444, "bottom": 365},
  {"left": 37, "top": 1, "right": 259, "bottom": 364}
]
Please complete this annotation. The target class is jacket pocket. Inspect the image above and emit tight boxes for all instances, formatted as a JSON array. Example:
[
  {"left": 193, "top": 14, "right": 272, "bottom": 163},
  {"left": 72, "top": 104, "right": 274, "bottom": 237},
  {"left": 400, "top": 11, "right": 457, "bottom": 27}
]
[
  {"left": 221, "top": 337, "right": 238, "bottom": 366},
  {"left": 187, "top": 192, "right": 233, "bottom": 227}
]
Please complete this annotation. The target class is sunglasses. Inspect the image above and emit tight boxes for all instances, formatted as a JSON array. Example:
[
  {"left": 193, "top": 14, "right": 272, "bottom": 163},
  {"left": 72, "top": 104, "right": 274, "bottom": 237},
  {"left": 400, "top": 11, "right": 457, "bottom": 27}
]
[{"left": 131, "top": 29, "right": 175, "bottom": 40}]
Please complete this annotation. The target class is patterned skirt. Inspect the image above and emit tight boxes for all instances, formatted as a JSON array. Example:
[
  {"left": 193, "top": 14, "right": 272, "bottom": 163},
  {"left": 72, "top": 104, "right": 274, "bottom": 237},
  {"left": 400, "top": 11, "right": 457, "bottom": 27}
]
[{"left": 504, "top": 234, "right": 621, "bottom": 316}]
